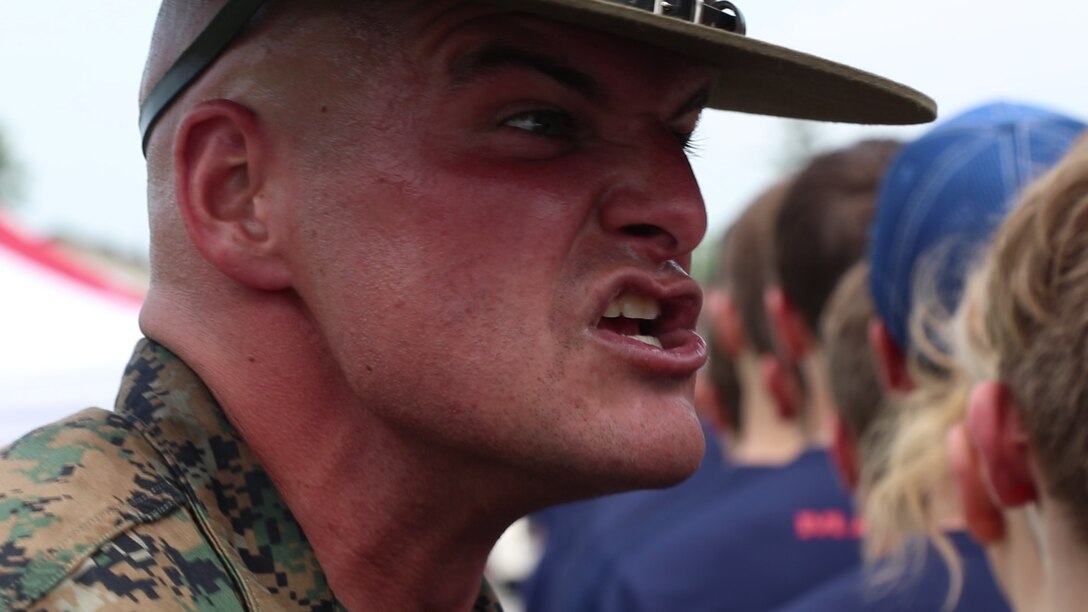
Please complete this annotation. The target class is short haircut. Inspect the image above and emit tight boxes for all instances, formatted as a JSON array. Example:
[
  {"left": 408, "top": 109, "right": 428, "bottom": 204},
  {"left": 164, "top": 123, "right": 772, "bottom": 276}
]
[
  {"left": 773, "top": 139, "right": 902, "bottom": 332},
  {"left": 706, "top": 332, "right": 741, "bottom": 433},
  {"left": 703, "top": 182, "right": 793, "bottom": 435},
  {"left": 820, "top": 261, "right": 882, "bottom": 443},
  {"left": 977, "top": 134, "right": 1088, "bottom": 543},
  {"left": 712, "top": 179, "right": 794, "bottom": 355}
]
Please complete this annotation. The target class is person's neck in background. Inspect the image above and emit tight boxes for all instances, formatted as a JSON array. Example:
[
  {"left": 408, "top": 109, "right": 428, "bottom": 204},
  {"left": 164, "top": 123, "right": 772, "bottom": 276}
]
[
  {"left": 799, "top": 348, "right": 836, "bottom": 449},
  {"left": 724, "top": 350, "right": 805, "bottom": 467},
  {"left": 1043, "top": 497, "right": 1088, "bottom": 612},
  {"left": 985, "top": 507, "right": 1049, "bottom": 612}
]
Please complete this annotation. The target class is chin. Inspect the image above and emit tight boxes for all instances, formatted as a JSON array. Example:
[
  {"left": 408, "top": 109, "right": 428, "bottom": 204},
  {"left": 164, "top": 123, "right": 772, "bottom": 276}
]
[
  {"left": 559, "top": 416, "right": 706, "bottom": 497},
  {"left": 623, "top": 396, "right": 705, "bottom": 482},
  {"left": 629, "top": 433, "right": 705, "bottom": 488}
]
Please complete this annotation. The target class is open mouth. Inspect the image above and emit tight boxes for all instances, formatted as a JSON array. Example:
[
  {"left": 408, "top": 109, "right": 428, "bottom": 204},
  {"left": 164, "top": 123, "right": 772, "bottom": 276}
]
[
  {"left": 591, "top": 279, "right": 707, "bottom": 375},
  {"left": 596, "top": 291, "right": 665, "bottom": 349}
]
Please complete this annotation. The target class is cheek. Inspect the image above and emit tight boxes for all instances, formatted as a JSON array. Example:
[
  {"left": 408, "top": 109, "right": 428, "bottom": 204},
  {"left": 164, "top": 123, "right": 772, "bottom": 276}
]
[{"left": 286, "top": 144, "right": 606, "bottom": 426}]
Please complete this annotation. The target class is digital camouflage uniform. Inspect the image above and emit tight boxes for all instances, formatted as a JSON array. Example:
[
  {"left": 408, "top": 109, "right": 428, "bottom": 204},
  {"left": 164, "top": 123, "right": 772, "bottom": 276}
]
[{"left": 0, "top": 339, "right": 504, "bottom": 611}]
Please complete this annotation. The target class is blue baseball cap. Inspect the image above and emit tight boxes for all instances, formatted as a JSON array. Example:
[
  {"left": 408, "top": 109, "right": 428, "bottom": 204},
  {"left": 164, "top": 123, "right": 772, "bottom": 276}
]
[{"left": 869, "top": 101, "right": 1086, "bottom": 351}]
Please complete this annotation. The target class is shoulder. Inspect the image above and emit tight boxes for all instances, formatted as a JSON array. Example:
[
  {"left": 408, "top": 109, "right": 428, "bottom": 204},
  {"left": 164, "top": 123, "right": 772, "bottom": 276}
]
[{"left": 0, "top": 409, "right": 238, "bottom": 610}]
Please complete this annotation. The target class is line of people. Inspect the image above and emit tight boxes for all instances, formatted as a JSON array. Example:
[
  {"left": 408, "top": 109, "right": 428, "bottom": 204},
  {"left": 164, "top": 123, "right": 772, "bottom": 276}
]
[{"left": 522, "top": 99, "right": 1087, "bottom": 612}]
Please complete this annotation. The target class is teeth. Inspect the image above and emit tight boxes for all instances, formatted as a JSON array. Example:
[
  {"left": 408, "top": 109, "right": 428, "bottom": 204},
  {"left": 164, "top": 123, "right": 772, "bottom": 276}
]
[
  {"left": 603, "top": 293, "right": 661, "bottom": 320},
  {"left": 631, "top": 334, "right": 663, "bottom": 349}
]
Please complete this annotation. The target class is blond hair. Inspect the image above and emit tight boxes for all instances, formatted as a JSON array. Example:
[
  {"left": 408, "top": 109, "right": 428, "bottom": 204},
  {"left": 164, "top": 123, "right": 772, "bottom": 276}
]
[
  {"left": 860, "top": 355, "right": 970, "bottom": 607},
  {"left": 860, "top": 267, "right": 991, "bottom": 607}
]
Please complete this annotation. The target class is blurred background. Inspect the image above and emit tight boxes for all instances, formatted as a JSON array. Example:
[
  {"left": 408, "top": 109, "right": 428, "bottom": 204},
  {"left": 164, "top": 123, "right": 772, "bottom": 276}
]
[{"left": 1, "top": 2, "right": 1085, "bottom": 610}]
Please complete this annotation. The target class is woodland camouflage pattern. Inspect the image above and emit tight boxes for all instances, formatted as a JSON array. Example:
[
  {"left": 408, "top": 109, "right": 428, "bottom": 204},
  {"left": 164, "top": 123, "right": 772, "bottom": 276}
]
[{"left": 0, "top": 339, "right": 504, "bottom": 611}]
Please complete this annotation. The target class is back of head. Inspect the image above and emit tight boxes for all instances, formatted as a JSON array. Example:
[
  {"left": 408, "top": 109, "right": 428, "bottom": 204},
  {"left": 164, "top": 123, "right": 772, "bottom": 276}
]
[
  {"left": 704, "top": 332, "right": 741, "bottom": 433},
  {"left": 820, "top": 262, "right": 882, "bottom": 447},
  {"left": 869, "top": 101, "right": 1088, "bottom": 356},
  {"left": 774, "top": 139, "right": 902, "bottom": 332},
  {"left": 717, "top": 179, "right": 794, "bottom": 355},
  {"left": 139, "top": 0, "right": 403, "bottom": 326},
  {"left": 978, "top": 134, "right": 1088, "bottom": 544}
]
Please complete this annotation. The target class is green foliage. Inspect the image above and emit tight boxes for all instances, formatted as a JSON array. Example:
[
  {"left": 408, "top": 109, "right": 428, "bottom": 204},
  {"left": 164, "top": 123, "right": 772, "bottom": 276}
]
[
  {"left": 774, "top": 119, "right": 824, "bottom": 175},
  {"left": 690, "top": 236, "right": 719, "bottom": 286}
]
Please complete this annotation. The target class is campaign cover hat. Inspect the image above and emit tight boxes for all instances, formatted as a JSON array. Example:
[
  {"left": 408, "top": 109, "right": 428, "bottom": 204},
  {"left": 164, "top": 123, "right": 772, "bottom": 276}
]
[{"left": 140, "top": 0, "right": 937, "bottom": 152}]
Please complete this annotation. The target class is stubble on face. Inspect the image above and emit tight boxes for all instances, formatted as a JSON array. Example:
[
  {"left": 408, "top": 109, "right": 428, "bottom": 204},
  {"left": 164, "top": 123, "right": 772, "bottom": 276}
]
[{"left": 279, "top": 2, "right": 711, "bottom": 499}]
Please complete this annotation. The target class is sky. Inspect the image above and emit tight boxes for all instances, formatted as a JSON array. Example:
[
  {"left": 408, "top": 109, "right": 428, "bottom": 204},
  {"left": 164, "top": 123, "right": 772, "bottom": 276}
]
[{"left": 1, "top": 0, "right": 1086, "bottom": 259}]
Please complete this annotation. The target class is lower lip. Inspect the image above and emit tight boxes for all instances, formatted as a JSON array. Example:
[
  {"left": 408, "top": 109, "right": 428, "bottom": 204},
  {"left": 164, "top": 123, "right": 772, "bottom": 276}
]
[{"left": 590, "top": 328, "right": 707, "bottom": 376}]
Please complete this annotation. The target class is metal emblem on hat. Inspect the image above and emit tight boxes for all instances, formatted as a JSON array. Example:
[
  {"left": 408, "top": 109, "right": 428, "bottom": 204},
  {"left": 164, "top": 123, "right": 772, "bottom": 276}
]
[{"left": 610, "top": 0, "right": 746, "bottom": 34}]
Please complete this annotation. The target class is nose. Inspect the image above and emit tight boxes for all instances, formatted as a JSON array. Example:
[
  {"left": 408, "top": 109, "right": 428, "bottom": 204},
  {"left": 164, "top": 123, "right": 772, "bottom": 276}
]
[{"left": 597, "top": 127, "right": 708, "bottom": 266}]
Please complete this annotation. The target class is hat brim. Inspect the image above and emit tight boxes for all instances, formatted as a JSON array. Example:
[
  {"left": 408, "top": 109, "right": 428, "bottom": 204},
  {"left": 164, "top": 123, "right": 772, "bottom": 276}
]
[{"left": 500, "top": 0, "right": 936, "bottom": 125}]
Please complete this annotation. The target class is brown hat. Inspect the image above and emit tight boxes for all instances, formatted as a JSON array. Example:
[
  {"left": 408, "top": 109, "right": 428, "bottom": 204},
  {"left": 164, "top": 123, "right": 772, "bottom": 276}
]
[{"left": 139, "top": 0, "right": 936, "bottom": 152}]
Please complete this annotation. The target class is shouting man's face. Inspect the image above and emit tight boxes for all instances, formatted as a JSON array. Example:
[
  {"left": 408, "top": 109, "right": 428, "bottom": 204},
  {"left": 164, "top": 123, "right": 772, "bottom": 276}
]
[{"left": 279, "top": 2, "right": 711, "bottom": 497}]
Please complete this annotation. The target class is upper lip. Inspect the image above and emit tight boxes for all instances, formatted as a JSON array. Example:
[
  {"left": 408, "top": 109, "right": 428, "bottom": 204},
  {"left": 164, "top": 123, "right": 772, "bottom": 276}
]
[{"left": 590, "top": 269, "right": 703, "bottom": 338}]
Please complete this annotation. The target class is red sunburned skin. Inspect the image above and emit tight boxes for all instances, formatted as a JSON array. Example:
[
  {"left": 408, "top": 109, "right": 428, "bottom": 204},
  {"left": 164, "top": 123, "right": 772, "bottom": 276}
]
[{"left": 589, "top": 269, "right": 707, "bottom": 378}]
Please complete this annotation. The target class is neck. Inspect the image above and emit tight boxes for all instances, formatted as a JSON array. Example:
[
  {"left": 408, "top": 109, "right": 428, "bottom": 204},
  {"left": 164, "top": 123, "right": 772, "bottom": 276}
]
[
  {"left": 798, "top": 349, "right": 835, "bottom": 448},
  {"left": 143, "top": 289, "right": 511, "bottom": 612},
  {"left": 724, "top": 351, "right": 805, "bottom": 466},
  {"left": 256, "top": 410, "right": 511, "bottom": 611},
  {"left": 929, "top": 476, "right": 968, "bottom": 533},
  {"left": 1043, "top": 500, "right": 1088, "bottom": 612},
  {"left": 985, "top": 507, "right": 1049, "bottom": 612}
]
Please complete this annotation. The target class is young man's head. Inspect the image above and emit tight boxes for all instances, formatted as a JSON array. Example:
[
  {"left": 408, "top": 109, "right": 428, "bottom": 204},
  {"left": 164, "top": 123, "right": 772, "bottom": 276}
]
[
  {"left": 695, "top": 335, "right": 740, "bottom": 436},
  {"left": 703, "top": 180, "right": 807, "bottom": 463},
  {"left": 766, "top": 139, "right": 902, "bottom": 444},
  {"left": 958, "top": 134, "right": 1088, "bottom": 550},
  {"left": 819, "top": 262, "right": 885, "bottom": 493},
  {"left": 770, "top": 139, "right": 902, "bottom": 350},
  {"left": 939, "top": 135, "right": 1088, "bottom": 611},
  {"left": 141, "top": 1, "right": 719, "bottom": 500}
]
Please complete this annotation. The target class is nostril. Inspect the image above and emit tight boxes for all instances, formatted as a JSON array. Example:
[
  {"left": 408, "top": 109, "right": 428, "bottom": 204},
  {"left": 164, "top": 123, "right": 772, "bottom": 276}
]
[
  {"left": 621, "top": 223, "right": 678, "bottom": 253},
  {"left": 623, "top": 224, "right": 665, "bottom": 238}
]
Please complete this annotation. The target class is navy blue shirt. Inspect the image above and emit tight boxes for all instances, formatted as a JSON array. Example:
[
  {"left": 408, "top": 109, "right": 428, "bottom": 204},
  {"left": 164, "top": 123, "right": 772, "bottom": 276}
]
[
  {"left": 771, "top": 531, "right": 1010, "bottom": 612},
  {"left": 593, "top": 449, "right": 862, "bottom": 612},
  {"left": 524, "top": 423, "right": 749, "bottom": 612}
]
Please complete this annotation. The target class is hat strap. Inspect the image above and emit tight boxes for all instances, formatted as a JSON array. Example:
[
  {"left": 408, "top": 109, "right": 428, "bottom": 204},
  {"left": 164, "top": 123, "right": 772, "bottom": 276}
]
[{"left": 138, "top": 0, "right": 267, "bottom": 155}]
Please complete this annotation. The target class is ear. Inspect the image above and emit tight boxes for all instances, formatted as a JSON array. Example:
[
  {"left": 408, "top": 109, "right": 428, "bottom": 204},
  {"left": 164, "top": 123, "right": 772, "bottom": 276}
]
[
  {"left": 868, "top": 317, "right": 913, "bottom": 393},
  {"left": 174, "top": 99, "right": 291, "bottom": 290},
  {"left": 760, "top": 354, "right": 800, "bottom": 422},
  {"left": 694, "top": 368, "right": 729, "bottom": 435},
  {"left": 829, "top": 415, "right": 860, "bottom": 492},
  {"left": 706, "top": 291, "right": 746, "bottom": 357},
  {"left": 948, "top": 420, "right": 1006, "bottom": 544},
  {"left": 967, "top": 381, "right": 1038, "bottom": 508},
  {"left": 764, "top": 286, "right": 810, "bottom": 361}
]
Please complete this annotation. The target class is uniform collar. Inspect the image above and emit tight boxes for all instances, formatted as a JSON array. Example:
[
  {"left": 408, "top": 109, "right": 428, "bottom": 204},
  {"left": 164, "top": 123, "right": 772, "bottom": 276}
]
[{"left": 117, "top": 338, "right": 504, "bottom": 611}]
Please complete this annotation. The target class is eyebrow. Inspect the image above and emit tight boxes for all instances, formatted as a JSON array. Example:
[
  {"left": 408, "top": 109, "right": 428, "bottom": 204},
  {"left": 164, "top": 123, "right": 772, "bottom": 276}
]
[
  {"left": 450, "top": 45, "right": 601, "bottom": 101},
  {"left": 675, "top": 86, "right": 711, "bottom": 120}
]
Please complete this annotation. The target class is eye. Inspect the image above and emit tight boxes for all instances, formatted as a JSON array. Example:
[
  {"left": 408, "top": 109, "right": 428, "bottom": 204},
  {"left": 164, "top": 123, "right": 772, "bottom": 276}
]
[
  {"left": 678, "top": 131, "right": 703, "bottom": 156},
  {"left": 502, "top": 109, "right": 577, "bottom": 139},
  {"left": 675, "top": 110, "right": 704, "bottom": 155}
]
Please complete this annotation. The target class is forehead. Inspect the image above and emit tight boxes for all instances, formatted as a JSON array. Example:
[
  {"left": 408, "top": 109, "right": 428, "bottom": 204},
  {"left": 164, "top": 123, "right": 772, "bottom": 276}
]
[{"left": 397, "top": 2, "right": 711, "bottom": 93}]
